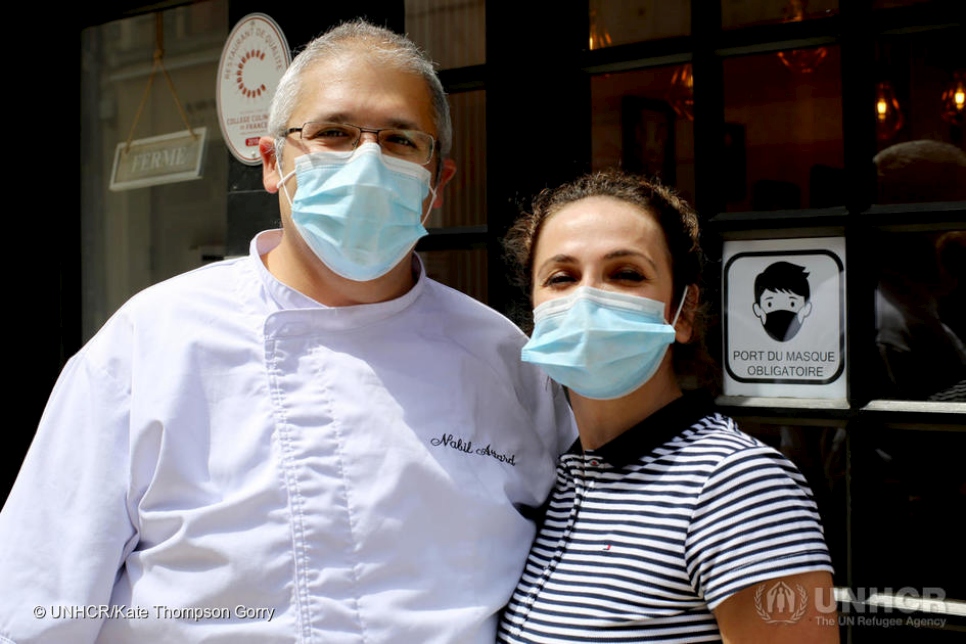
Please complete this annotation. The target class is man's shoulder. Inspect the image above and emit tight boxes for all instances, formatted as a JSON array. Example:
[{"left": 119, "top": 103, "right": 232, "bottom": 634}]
[
  {"left": 88, "top": 256, "right": 255, "bottom": 343},
  {"left": 121, "top": 255, "right": 253, "bottom": 314},
  {"left": 419, "top": 278, "right": 524, "bottom": 335},
  {"left": 425, "top": 278, "right": 519, "bottom": 330}
]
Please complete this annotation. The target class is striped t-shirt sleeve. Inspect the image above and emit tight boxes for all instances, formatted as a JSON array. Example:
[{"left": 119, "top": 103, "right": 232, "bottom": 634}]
[{"left": 685, "top": 444, "right": 833, "bottom": 610}]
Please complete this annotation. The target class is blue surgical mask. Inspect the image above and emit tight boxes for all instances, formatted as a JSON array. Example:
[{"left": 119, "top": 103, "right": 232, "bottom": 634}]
[
  {"left": 521, "top": 286, "right": 688, "bottom": 400},
  {"left": 278, "top": 142, "right": 437, "bottom": 282}
]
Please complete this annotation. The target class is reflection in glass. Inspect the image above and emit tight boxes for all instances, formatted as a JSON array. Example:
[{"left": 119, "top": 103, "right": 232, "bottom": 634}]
[
  {"left": 939, "top": 71, "right": 965, "bottom": 127},
  {"left": 776, "top": 0, "right": 830, "bottom": 74},
  {"left": 427, "top": 90, "right": 486, "bottom": 228},
  {"left": 872, "top": 0, "right": 937, "bottom": 8},
  {"left": 874, "top": 140, "right": 966, "bottom": 204},
  {"left": 872, "top": 227, "right": 966, "bottom": 402},
  {"left": 81, "top": 1, "right": 228, "bottom": 340},
  {"left": 591, "top": 68, "right": 696, "bottom": 204},
  {"left": 723, "top": 47, "right": 843, "bottom": 211},
  {"left": 405, "top": 0, "right": 485, "bottom": 69},
  {"left": 587, "top": 0, "right": 689, "bottom": 48},
  {"left": 874, "top": 31, "right": 962, "bottom": 168},
  {"left": 418, "top": 248, "right": 488, "bottom": 305},
  {"left": 852, "top": 426, "right": 966, "bottom": 597},
  {"left": 875, "top": 81, "right": 905, "bottom": 141},
  {"left": 737, "top": 420, "right": 847, "bottom": 584},
  {"left": 667, "top": 64, "right": 694, "bottom": 121},
  {"left": 777, "top": 47, "right": 829, "bottom": 75},
  {"left": 722, "top": 0, "right": 837, "bottom": 29},
  {"left": 588, "top": 5, "right": 612, "bottom": 50}
]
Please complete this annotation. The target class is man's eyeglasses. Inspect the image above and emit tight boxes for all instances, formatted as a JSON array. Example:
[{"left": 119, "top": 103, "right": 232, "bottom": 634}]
[{"left": 285, "top": 121, "right": 437, "bottom": 166}]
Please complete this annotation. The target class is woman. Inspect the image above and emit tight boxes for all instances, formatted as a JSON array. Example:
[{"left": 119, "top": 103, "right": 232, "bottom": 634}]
[{"left": 498, "top": 170, "right": 837, "bottom": 643}]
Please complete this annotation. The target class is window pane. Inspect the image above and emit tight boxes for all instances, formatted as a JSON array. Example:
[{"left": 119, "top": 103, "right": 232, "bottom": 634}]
[
  {"left": 738, "top": 420, "right": 848, "bottom": 586},
  {"left": 588, "top": 0, "right": 690, "bottom": 49},
  {"left": 722, "top": 0, "right": 838, "bottom": 30},
  {"left": 872, "top": 229, "right": 966, "bottom": 402},
  {"left": 418, "top": 248, "right": 488, "bottom": 304},
  {"left": 426, "top": 90, "right": 486, "bottom": 228},
  {"left": 873, "top": 29, "right": 965, "bottom": 204},
  {"left": 852, "top": 426, "right": 966, "bottom": 598},
  {"left": 591, "top": 67, "right": 696, "bottom": 205},
  {"left": 405, "top": 0, "right": 485, "bottom": 69},
  {"left": 80, "top": 1, "right": 228, "bottom": 340},
  {"left": 723, "top": 46, "right": 844, "bottom": 211},
  {"left": 873, "top": 0, "right": 940, "bottom": 8}
]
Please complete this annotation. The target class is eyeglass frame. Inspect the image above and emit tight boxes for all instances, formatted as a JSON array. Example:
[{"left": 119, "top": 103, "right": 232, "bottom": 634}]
[{"left": 284, "top": 121, "right": 439, "bottom": 167}]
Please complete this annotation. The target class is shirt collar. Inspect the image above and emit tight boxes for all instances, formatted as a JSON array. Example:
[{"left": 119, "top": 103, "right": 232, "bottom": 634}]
[
  {"left": 249, "top": 229, "right": 427, "bottom": 316},
  {"left": 578, "top": 390, "right": 716, "bottom": 469}
]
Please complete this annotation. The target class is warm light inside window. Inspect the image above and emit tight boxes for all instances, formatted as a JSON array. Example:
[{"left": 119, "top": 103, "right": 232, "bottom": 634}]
[
  {"left": 874, "top": 81, "right": 904, "bottom": 139},
  {"left": 941, "top": 71, "right": 966, "bottom": 126}
]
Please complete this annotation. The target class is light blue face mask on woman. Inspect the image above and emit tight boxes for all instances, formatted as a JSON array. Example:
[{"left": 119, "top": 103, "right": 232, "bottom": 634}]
[
  {"left": 521, "top": 285, "right": 688, "bottom": 400},
  {"left": 279, "top": 142, "right": 436, "bottom": 282}
]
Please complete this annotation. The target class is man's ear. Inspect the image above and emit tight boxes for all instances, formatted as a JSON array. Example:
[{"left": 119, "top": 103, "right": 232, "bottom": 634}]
[
  {"left": 430, "top": 158, "right": 457, "bottom": 209},
  {"left": 259, "top": 136, "right": 280, "bottom": 193},
  {"left": 675, "top": 286, "right": 699, "bottom": 344}
]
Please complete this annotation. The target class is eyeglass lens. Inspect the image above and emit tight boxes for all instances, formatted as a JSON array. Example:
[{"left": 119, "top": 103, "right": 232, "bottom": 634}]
[{"left": 299, "top": 122, "right": 434, "bottom": 164}]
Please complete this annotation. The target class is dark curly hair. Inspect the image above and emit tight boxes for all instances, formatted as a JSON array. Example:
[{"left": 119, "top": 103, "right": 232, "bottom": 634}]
[{"left": 503, "top": 169, "right": 718, "bottom": 391}]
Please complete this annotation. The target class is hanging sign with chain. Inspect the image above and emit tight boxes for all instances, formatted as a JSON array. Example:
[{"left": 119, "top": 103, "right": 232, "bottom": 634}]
[{"left": 110, "top": 13, "right": 207, "bottom": 191}]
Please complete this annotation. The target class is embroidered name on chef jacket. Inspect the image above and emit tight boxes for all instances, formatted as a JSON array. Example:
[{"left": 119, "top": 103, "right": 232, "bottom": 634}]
[{"left": 431, "top": 433, "right": 518, "bottom": 465}]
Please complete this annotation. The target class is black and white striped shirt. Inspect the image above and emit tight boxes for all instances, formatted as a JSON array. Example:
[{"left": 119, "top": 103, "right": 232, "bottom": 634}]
[{"left": 498, "top": 392, "right": 832, "bottom": 643}]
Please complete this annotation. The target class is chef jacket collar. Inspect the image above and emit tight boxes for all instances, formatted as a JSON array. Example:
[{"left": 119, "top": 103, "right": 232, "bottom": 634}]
[{"left": 250, "top": 229, "right": 427, "bottom": 317}]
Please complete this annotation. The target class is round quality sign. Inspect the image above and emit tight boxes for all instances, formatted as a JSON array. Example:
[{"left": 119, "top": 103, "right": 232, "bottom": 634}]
[{"left": 217, "top": 13, "right": 290, "bottom": 165}]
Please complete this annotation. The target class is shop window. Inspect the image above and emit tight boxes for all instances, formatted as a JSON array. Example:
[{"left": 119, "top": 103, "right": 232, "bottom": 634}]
[
  {"left": 721, "top": 0, "right": 838, "bottom": 29},
  {"left": 873, "top": 30, "right": 965, "bottom": 203},
  {"left": 591, "top": 66, "right": 696, "bottom": 205},
  {"left": 723, "top": 46, "right": 844, "bottom": 211},
  {"left": 427, "top": 90, "right": 487, "bottom": 229},
  {"left": 872, "top": 0, "right": 941, "bottom": 8},
  {"left": 851, "top": 425, "right": 966, "bottom": 598},
  {"left": 418, "top": 248, "right": 488, "bottom": 304},
  {"left": 405, "top": 0, "right": 485, "bottom": 69},
  {"left": 738, "top": 419, "right": 848, "bottom": 586},
  {"left": 587, "top": 0, "right": 690, "bottom": 49},
  {"left": 80, "top": 0, "right": 228, "bottom": 341},
  {"left": 871, "top": 229, "right": 966, "bottom": 402}
]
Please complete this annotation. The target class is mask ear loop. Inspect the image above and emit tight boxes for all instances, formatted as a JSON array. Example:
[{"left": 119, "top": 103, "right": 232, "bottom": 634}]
[
  {"left": 670, "top": 285, "right": 689, "bottom": 326},
  {"left": 420, "top": 183, "right": 438, "bottom": 226},
  {"left": 273, "top": 139, "right": 298, "bottom": 207}
]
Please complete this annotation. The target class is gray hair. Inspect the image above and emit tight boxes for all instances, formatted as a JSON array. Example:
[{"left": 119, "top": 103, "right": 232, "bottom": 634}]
[{"left": 268, "top": 19, "right": 452, "bottom": 165}]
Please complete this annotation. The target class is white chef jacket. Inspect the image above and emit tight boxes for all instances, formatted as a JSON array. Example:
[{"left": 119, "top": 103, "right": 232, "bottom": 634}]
[{"left": 0, "top": 230, "right": 576, "bottom": 644}]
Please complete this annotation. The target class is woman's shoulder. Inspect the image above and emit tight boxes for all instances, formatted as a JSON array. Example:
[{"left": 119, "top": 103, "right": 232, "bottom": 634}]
[
  {"left": 675, "top": 409, "right": 761, "bottom": 453},
  {"left": 669, "top": 410, "right": 805, "bottom": 482}
]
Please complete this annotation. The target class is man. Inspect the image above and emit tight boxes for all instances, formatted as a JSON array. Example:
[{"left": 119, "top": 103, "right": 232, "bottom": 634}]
[
  {"left": 0, "top": 20, "right": 574, "bottom": 643},
  {"left": 872, "top": 140, "right": 966, "bottom": 400}
]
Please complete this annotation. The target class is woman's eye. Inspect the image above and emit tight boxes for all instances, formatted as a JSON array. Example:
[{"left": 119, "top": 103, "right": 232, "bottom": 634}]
[
  {"left": 612, "top": 269, "right": 644, "bottom": 282},
  {"left": 545, "top": 273, "right": 576, "bottom": 287}
]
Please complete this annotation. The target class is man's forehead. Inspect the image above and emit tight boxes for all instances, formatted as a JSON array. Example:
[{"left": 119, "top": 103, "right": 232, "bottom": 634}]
[{"left": 293, "top": 55, "right": 432, "bottom": 122}]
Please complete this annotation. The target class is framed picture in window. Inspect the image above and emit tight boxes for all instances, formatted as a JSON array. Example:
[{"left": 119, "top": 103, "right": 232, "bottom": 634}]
[{"left": 621, "top": 96, "right": 676, "bottom": 185}]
